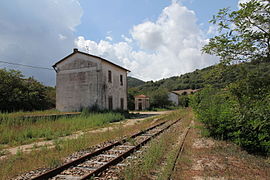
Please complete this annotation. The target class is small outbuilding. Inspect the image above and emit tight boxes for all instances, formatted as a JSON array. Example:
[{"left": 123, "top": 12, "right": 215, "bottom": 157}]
[{"left": 134, "top": 95, "right": 150, "bottom": 111}]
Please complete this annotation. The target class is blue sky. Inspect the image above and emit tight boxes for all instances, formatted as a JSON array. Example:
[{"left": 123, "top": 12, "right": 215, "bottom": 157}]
[
  {"left": 76, "top": 0, "right": 239, "bottom": 43},
  {"left": 0, "top": 0, "right": 242, "bottom": 86}
]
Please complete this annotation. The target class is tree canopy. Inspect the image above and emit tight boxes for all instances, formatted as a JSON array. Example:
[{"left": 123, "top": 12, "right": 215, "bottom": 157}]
[
  {"left": 0, "top": 69, "right": 55, "bottom": 112},
  {"left": 202, "top": 0, "right": 270, "bottom": 63}
]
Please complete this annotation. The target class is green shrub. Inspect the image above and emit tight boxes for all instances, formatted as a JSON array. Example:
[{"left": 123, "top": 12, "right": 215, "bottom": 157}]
[
  {"left": 228, "top": 72, "right": 270, "bottom": 155},
  {"left": 192, "top": 73, "right": 270, "bottom": 155},
  {"left": 178, "top": 95, "right": 190, "bottom": 107},
  {"left": 191, "top": 87, "right": 239, "bottom": 140}
]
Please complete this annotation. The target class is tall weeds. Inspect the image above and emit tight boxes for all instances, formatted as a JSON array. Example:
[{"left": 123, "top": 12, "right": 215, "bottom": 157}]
[{"left": 0, "top": 112, "right": 124, "bottom": 146}]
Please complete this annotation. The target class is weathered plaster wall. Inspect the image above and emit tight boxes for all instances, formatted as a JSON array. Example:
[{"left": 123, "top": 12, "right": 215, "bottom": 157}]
[
  {"left": 55, "top": 53, "right": 128, "bottom": 112},
  {"left": 101, "top": 61, "right": 128, "bottom": 110},
  {"left": 56, "top": 53, "right": 102, "bottom": 111}
]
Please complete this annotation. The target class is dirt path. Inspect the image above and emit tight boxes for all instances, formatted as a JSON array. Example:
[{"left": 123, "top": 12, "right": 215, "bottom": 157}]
[
  {"left": 0, "top": 111, "right": 170, "bottom": 159},
  {"left": 171, "top": 113, "right": 270, "bottom": 180}
]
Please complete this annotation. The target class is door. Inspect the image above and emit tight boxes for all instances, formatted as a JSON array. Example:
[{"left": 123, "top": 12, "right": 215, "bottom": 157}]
[{"left": 138, "top": 102, "right": 142, "bottom": 110}]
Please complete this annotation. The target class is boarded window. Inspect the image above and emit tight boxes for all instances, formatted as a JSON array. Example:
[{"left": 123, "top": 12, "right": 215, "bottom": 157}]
[
  {"left": 120, "top": 75, "right": 123, "bottom": 86},
  {"left": 108, "top": 96, "right": 113, "bottom": 110},
  {"left": 120, "top": 98, "right": 124, "bottom": 110},
  {"left": 108, "top": 70, "right": 112, "bottom": 83}
]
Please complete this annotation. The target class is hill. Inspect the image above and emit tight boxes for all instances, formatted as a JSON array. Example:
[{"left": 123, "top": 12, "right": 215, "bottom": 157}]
[
  {"left": 129, "top": 61, "right": 270, "bottom": 95},
  {"left": 127, "top": 76, "right": 145, "bottom": 88}
]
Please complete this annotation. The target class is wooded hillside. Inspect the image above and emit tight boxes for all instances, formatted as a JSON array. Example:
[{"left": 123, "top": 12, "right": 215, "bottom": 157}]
[{"left": 129, "top": 61, "right": 270, "bottom": 94}]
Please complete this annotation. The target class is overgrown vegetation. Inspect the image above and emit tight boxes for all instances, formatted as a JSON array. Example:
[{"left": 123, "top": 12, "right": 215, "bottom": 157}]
[
  {"left": 0, "top": 111, "right": 124, "bottom": 146},
  {"left": 192, "top": 69, "right": 270, "bottom": 155},
  {"left": 122, "top": 109, "right": 190, "bottom": 179},
  {"left": 0, "top": 111, "right": 169, "bottom": 179},
  {"left": 172, "top": 114, "right": 270, "bottom": 180},
  {"left": 0, "top": 69, "right": 55, "bottom": 112},
  {"left": 128, "top": 61, "right": 270, "bottom": 109},
  {"left": 192, "top": 0, "right": 270, "bottom": 156}
]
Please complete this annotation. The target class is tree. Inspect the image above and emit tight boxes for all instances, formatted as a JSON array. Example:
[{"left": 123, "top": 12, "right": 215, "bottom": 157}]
[
  {"left": 202, "top": 0, "right": 270, "bottom": 63},
  {"left": 0, "top": 69, "right": 24, "bottom": 111},
  {"left": 0, "top": 68, "right": 55, "bottom": 112},
  {"left": 150, "top": 89, "right": 171, "bottom": 108}
]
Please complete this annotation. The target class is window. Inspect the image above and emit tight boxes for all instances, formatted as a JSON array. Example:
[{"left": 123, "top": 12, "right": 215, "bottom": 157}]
[
  {"left": 120, "top": 98, "right": 124, "bottom": 110},
  {"left": 108, "top": 70, "right": 112, "bottom": 83},
  {"left": 108, "top": 96, "right": 113, "bottom": 110},
  {"left": 120, "top": 75, "right": 123, "bottom": 86}
]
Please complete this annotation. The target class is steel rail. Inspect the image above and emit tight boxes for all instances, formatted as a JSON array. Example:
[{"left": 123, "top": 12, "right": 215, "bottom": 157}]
[
  {"left": 168, "top": 125, "right": 191, "bottom": 180},
  {"left": 81, "top": 118, "right": 181, "bottom": 179},
  {"left": 31, "top": 120, "right": 168, "bottom": 180}
]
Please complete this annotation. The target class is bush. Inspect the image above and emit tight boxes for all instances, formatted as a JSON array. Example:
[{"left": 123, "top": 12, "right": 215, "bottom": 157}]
[
  {"left": 192, "top": 74, "right": 270, "bottom": 155},
  {"left": 228, "top": 72, "right": 270, "bottom": 154},
  {"left": 0, "top": 69, "right": 55, "bottom": 112},
  {"left": 191, "top": 87, "right": 239, "bottom": 140},
  {"left": 178, "top": 95, "right": 190, "bottom": 107},
  {"left": 149, "top": 89, "right": 171, "bottom": 108}
]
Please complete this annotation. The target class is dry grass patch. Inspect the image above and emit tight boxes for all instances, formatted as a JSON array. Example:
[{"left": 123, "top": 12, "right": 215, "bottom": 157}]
[
  {"left": 0, "top": 114, "right": 163, "bottom": 179},
  {"left": 172, "top": 117, "right": 270, "bottom": 180},
  {"left": 122, "top": 108, "right": 192, "bottom": 180}
]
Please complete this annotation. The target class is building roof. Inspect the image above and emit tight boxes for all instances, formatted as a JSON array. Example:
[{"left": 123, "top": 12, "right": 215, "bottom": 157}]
[
  {"left": 169, "top": 91, "right": 179, "bottom": 96},
  {"left": 135, "top": 94, "right": 149, "bottom": 98},
  {"left": 172, "top": 89, "right": 200, "bottom": 95},
  {"left": 52, "top": 48, "right": 130, "bottom": 72}
]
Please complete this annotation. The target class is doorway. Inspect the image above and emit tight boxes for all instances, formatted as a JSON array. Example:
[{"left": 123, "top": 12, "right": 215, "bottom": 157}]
[{"left": 138, "top": 102, "right": 142, "bottom": 110}]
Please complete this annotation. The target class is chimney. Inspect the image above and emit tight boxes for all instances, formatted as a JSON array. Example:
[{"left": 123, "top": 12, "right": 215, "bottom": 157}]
[{"left": 73, "top": 48, "right": 78, "bottom": 53}]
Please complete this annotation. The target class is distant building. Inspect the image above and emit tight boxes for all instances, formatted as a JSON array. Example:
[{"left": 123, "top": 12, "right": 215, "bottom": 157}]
[
  {"left": 135, "top": 95, "right": 150, "bottom": 111},
  {"left": 172, "top": 89, "right": 199, "bottom": 96},
  {"left": 53, "top": 48, "right": 130, "bottom": 112},
  {"left": 168, "top": 92, "right": 179, "bottom": 106}
]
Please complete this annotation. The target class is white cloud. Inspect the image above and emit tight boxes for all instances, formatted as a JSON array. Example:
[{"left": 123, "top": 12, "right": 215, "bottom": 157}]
[
  {"left": 121, "top": 35, "right": 133, "bottom": 43},
  {"left": 105, "top": 36, "right": 113, "bottom": 41},
  {"left": 0, "top": 0, "right": 82, "bottom": 85},
  {"left": 75, "top": 1, "right": 218, "bottom": 81}
]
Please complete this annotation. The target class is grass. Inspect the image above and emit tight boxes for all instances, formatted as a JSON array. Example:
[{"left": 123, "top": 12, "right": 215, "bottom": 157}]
[
  {"left": 0, "top": 112, "right": 125, "bottom": 146},
  {"left": 157, "top": 148, "right": 179, "bottom": 180},
  {"left": 0, "top": 109, "right": 61, "bottom": 119},
  {"left": 122, "top": 109, "right": 190, "bottom": 180},
  {"left": 0, "top": 113, "right": 164, "bottom": 179},
  {"left": 123, "top": 130, "right": 174, "bottom": 180}
]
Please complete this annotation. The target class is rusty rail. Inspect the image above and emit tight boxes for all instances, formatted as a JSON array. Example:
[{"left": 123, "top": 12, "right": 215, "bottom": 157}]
[
  {"left": 81, "top": 119, "right": 180, "bottom": 179},
  {"left": 31, "top": 120, "right": 171, "bottom": 180}
]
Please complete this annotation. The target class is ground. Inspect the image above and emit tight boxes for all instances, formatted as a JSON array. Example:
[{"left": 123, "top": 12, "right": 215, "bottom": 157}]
[
  {"left": 172, "top": 118, "right": 270, "bottom": 180},
  {"left": 0, "top": 111, "right": 171, "bottom": 158},
  {"left": 1, "top": 109, "right": 269, "bottom": 179}
]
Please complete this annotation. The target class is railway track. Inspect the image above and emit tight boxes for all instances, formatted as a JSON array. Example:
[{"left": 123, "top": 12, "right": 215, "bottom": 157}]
[{"left": 31, "top": 119, "right": 181, "bottom": 180}]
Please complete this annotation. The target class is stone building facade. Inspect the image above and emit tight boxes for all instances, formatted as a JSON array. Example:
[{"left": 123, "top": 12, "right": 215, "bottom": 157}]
[
  {"left": 53, "top": 49, "right": 129, "bottom": 112},
  {"left": 134, "top": 95, "right": 150, "bottom": 111}
]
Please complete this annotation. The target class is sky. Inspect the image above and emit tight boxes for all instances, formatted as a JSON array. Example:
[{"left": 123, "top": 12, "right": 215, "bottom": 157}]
[{"left": 0, "top": 0, "right": 245, "bottom": 86}]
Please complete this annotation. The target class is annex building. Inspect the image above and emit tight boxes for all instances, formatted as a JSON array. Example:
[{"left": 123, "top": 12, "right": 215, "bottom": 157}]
[{"left": 134, "top": 94, "right": 150, "bottom": 111}]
